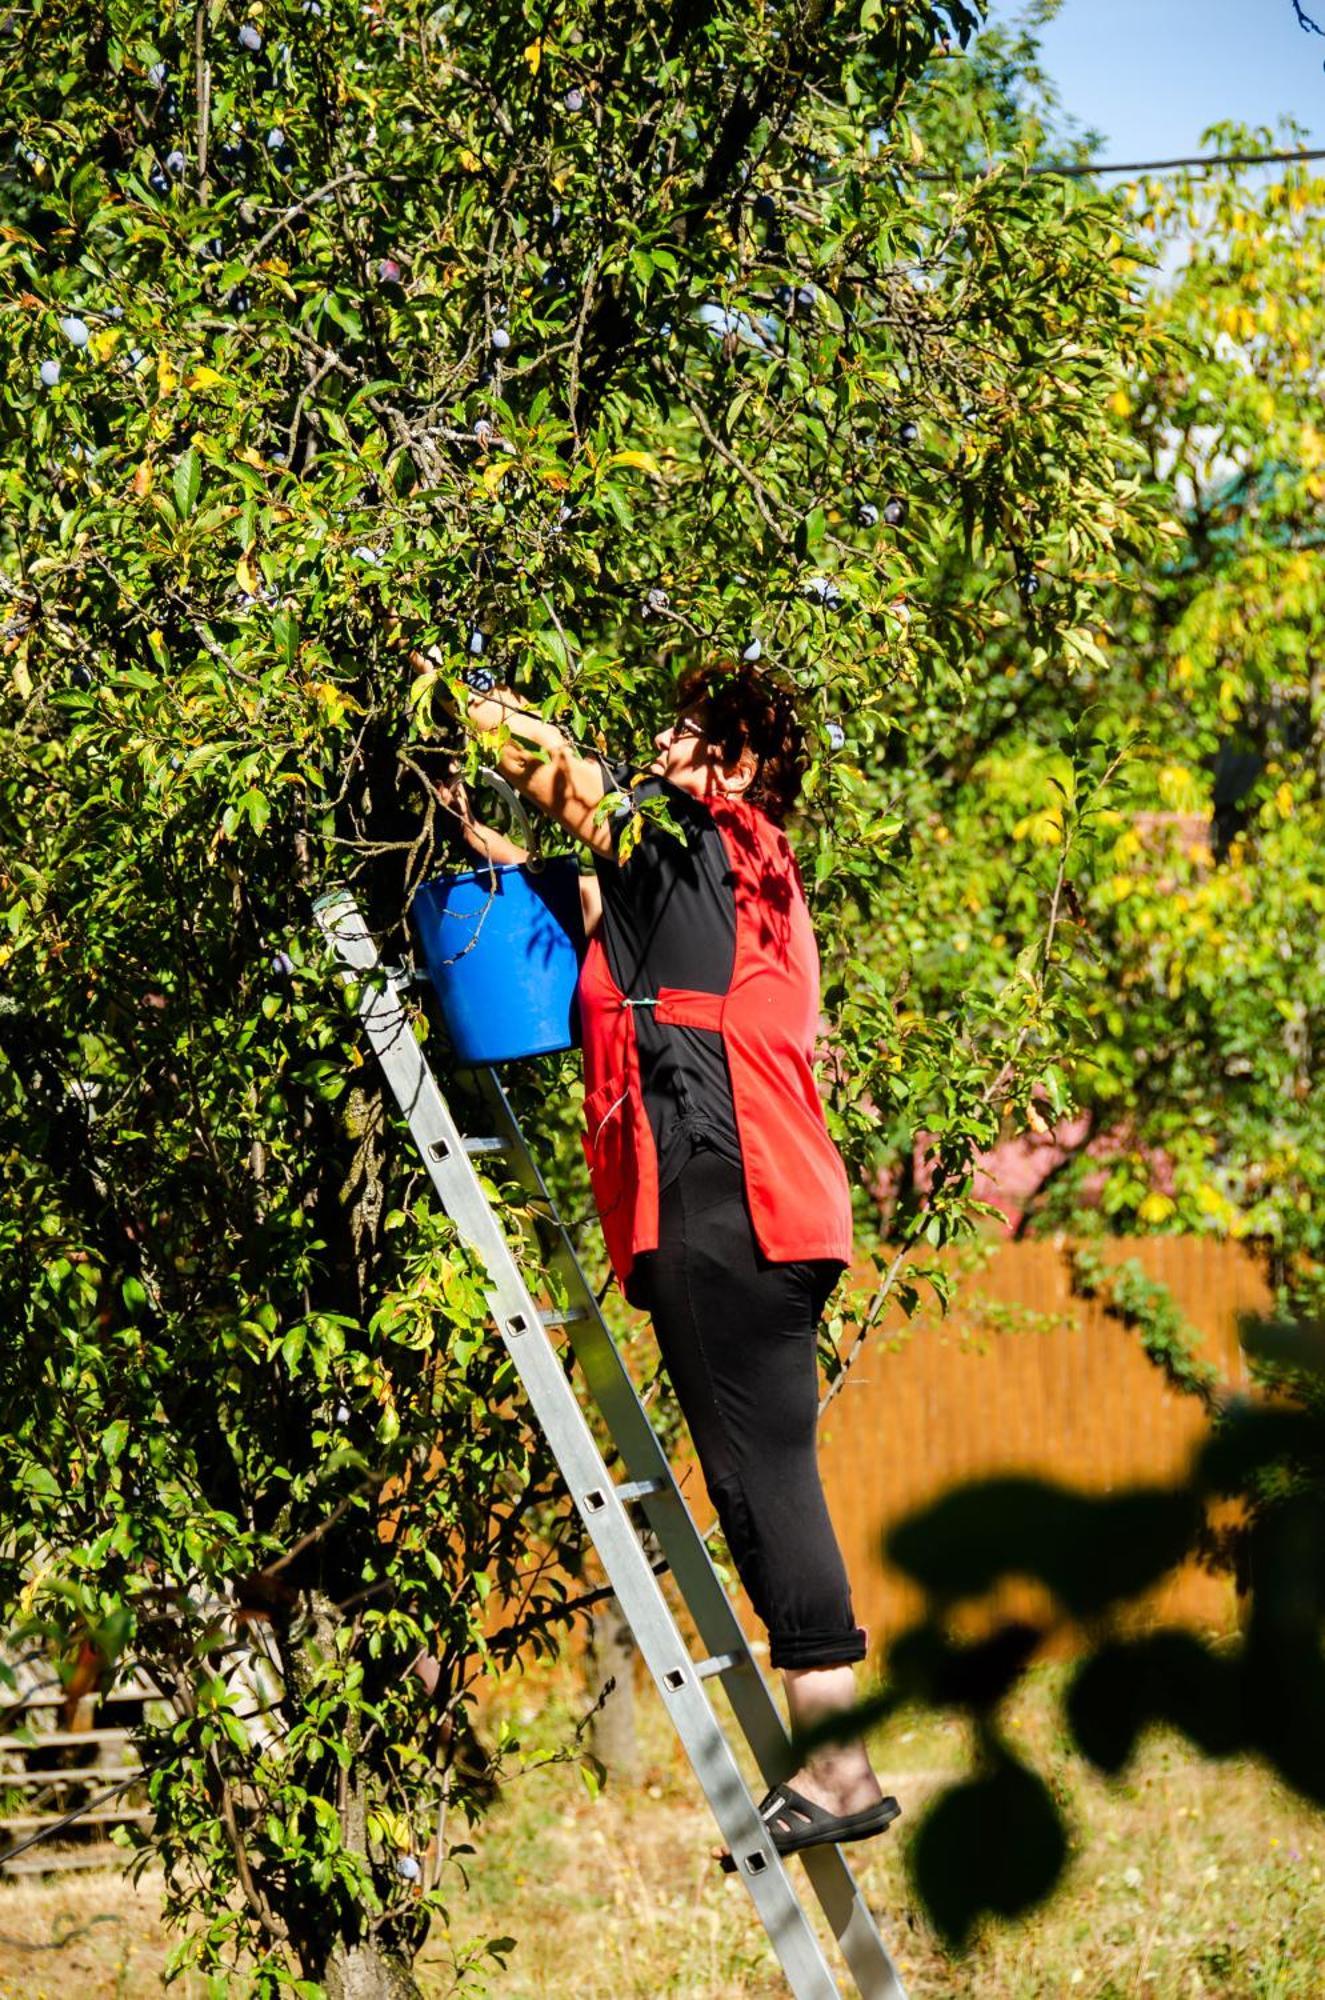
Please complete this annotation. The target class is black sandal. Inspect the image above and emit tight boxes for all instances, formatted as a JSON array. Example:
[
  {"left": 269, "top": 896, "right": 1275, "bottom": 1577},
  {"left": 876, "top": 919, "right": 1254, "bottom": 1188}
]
[{"left": 718, "top": 1782, "right": 901, "bottom": 1872}]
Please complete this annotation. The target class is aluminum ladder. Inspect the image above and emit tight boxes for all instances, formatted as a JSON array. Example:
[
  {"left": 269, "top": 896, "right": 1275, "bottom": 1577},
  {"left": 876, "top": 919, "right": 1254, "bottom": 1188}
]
[{"left": 315, "top": 888, "right": 908, "bottom": 2000}]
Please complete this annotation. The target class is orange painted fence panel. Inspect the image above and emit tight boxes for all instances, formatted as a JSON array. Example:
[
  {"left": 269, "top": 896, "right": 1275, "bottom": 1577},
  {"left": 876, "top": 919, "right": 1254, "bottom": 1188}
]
[{"left": 813, "top": 1236, "right": 1268, "bottom": 1653}]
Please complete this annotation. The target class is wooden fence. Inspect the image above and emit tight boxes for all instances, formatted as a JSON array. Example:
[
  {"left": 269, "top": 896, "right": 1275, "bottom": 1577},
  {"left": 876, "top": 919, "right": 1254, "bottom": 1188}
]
[
  {"left": 809, "top": 1235, "right": 1267, "bottom": 1651},
  {"left": 0, "top": 1661, "right": 155, "bottom": 1875}
]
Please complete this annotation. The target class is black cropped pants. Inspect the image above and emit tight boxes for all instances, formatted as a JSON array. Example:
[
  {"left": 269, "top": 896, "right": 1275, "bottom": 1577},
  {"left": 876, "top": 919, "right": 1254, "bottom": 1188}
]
[{"left": 627, "top": 1145, "right": 866, "bottom": 1672}]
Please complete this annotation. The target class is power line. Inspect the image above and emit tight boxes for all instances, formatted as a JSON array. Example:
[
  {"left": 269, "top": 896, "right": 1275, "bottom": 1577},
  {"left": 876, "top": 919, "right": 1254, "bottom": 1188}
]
[
  {"left": 1028, "top": 144, "right": 1325, "bottom": 180},
  {"left": 924, "top": 144, "right": 1325, "bottom": 186}
]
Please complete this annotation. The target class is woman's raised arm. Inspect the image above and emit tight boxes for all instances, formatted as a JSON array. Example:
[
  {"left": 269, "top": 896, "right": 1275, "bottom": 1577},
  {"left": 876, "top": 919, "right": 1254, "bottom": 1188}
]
[{"left": 420, "top": 653, "right": 616, "bottom": 860}]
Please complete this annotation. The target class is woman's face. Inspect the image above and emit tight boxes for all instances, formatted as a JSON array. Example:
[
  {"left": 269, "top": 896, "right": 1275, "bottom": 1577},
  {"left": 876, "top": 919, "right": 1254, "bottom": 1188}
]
[{"left": 648, "top": 702, "right": 758, "bottom": 800}]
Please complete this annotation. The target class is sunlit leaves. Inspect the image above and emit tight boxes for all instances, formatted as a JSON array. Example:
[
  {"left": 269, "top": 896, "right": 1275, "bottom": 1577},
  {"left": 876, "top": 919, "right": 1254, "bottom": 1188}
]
[{"left": 0, "top": 0, "right": 1176, "bottom": 1983}]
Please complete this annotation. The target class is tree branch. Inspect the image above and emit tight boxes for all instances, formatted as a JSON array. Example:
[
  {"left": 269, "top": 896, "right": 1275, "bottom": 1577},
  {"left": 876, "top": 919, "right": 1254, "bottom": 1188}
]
[
  {"left": 193, "top": 2, "right": 211, "bottom": 202},
  {"left": 247, "top": 171, "right": 368, "bottom": 264}
]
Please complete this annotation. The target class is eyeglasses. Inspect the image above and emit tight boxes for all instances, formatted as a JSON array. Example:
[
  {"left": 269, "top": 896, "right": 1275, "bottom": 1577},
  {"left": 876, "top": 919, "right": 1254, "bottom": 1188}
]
[{"left": 671, "top": 715, "right": 708, "bottom": 742}]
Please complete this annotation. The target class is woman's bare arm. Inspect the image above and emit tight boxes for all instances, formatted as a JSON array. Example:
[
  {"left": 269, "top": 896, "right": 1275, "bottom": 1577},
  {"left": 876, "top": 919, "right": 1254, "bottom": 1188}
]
[
  {"left": 436, "top": 763, "right": 603, "bottom": 936},
  {"left": 579, "top": 872, "right": 602, "bottom": 937},
  {"left": 458, "top": 817, "right": 529, "bottom": 866},
  {"left": 418, "top": 654, "right": 614, "bottom": 858}
]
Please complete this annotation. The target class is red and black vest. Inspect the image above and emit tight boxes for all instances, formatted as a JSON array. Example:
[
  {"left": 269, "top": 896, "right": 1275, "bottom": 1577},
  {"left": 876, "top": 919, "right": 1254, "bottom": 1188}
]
[{"left": 577, "top": 781, "right": 854, "bottom": 1296}]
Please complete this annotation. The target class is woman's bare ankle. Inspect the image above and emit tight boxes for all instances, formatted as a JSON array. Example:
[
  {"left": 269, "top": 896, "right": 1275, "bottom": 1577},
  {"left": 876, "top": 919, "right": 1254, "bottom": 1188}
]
[{"left": 787, "top": 1748, "right": 884, "bottom": 1816}]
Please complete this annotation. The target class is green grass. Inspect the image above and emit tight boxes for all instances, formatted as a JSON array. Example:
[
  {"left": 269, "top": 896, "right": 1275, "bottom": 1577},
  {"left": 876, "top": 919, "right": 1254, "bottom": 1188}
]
[
  {"left": 422, "top": 1656, "right": 1325, "bottom": 1999},
  {"left": 3, "top": 1656, "right": 1324, "bottom": 1998}
]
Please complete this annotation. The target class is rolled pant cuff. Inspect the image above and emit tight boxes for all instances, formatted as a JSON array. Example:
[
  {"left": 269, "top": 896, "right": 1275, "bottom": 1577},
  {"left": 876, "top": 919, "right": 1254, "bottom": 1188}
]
[{"left": 769, "top": 1626, "right": 868, "bottom": 1672}]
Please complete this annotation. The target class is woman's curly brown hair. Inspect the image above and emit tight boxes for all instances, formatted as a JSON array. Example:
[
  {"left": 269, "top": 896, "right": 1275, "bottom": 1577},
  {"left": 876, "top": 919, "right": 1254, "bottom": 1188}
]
[{"left": 672, "top": 658, "right": 809, "bottom": 827}]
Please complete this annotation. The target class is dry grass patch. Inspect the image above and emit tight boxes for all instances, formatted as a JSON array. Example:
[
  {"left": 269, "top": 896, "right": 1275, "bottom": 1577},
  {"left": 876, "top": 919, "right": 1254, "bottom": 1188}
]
[{"left": 3, "top": 1658, "right": 1325, "bottom": 1998}]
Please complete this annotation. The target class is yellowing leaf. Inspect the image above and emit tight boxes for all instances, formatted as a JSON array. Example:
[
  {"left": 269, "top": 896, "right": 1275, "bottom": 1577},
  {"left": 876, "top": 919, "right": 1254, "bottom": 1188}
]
[
  {"left": 236, "top": 550, "right": 259, "bottom": 594},
  {"left": 1276, "top": 782, "right": 1294, "bottom": 818},
  {"left": 309, "top": 680, "right": 363, "bottom": 726},
  {"left": 236, "top": 446, "right": 269, "bottom": 469},
  {"left": 457, "top": 148, "right": 482, "bottom": 173},
  {"left": 132, "top": 461, "right": 154, "bottom": 499},
  {"left": 1196, "top": 1181, "right": 1238, "bottom": 1224},
  {"left": 1137, "top": 1192, "right": 1176, "bottom": 1225},
  {"left": 522, "top": 36, "right": 542, "bottom": 72},
  {"left": 1012, "top": 807, "right": 1063, "bottom": 847},
  {"left": 91, "top": 327, "right": 122, "bottom": 362},
  {"left": 617, "top": 812, "right": 644, "bottom": 865},
  {"left": 1156, "top": 762, "right": 1203, "bottom": 811},
  {"left": 186, "top": 365, "right": 228, "bottom": 392},
  {"left": 156, "top": 352, "right": 179, "bottom": 397},
  {"left": 482, "top": 458, "right": 515, "bottom": 495},
  {"left": 606, "top": 449, "right": 663, "bottom": 478}
]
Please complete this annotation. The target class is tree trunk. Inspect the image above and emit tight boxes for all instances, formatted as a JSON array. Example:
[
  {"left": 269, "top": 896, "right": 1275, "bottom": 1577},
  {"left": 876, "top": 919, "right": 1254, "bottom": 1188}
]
[
  {"left": 588, "top": 1597, "right": 640, "bottom": 1785},
  {"left": 323, "top": 1941, "right": 423, "bottom": 2000},
  {"left": 285, "top": 1594, "right": 426, "bottom": 2000}
]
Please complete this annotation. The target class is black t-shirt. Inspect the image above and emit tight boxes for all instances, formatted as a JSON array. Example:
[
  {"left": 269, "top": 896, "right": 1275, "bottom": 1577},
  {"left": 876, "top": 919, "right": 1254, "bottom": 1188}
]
[{"left": 589, "top": 754, "right": 743, "bottom": 1191}]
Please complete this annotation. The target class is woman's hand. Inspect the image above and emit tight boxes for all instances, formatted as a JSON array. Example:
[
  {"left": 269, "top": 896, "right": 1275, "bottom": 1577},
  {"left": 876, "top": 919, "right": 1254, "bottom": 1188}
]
[
  {"left": 398, "top": 632, "right": 612, "bottom": 858},
  {"left": 437, "top": 759, "right": 529, "bottom": 865},
  {"left": 436, "top": 755, "right": 477, "bottom": 837}
]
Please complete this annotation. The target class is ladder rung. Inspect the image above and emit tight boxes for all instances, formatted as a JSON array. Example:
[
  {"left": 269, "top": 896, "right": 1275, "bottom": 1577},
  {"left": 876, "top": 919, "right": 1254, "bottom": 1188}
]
[
  {"left": 662, "top": 1651, "right": 746, "bottom": 1688},
  {"left": 615, "top": 1478, "right": 668, "bottom": 1503},
  {"left": 423, "top": 1134, "right": 509, "bottom": 1163},
  {"left": 539, "top": 1306, "right": 588, "bottom": 1329},
  {"left": 695, "top": 1651, "right": 746, "bottom": 1681}
]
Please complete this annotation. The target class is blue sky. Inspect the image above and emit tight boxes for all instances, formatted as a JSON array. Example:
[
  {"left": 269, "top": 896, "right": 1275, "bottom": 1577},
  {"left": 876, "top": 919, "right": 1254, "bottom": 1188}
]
[{"left": 986, "top": 0, "right": 1322, "bottom": 164}]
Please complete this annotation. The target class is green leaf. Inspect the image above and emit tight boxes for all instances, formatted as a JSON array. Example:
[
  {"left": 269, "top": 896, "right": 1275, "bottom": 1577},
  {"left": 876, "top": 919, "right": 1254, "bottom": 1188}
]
[
  {"left": 173, "top": 447, "right": 202, "bottom": 519},
  {"left": 101, "top": 1419, "right": 129, "bottom": 1465},
  {"left": 799, "top": 505, "right": 826, "bottom": 555},
  {"left": 912, "top": 1751, "right": 1068, "bottom": 1948}
]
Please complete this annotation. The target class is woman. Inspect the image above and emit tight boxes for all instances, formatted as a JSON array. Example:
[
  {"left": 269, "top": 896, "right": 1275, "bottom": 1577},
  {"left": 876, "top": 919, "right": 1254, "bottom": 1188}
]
[{"left": 436, "top": 656, "right": 899, "bottom": 1867}]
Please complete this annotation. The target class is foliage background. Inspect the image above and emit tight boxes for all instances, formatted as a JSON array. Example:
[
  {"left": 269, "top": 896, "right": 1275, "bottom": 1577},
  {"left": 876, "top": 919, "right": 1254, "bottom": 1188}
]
[{"left": 7, "top": 0, "right": 1315, "bottom": 1987}]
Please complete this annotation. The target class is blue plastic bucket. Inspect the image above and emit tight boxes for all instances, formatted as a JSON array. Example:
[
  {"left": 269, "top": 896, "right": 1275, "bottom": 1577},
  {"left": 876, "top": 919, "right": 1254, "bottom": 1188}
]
[{"left": 411, "top": 772, "right": 587, "bottom": 1064}]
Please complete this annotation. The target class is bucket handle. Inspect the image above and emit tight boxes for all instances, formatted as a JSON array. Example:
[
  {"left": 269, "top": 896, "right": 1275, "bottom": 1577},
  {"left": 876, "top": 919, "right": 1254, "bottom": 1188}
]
[{"left": 474, "top": 766, "right": 549, "bottom": 873}]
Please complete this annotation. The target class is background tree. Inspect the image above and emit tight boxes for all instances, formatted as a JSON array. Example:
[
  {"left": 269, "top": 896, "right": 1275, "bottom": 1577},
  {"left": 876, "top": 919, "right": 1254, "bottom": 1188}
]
[
  {"left": 1029, "top": 135, "right": 1325, "bottom": 1321},
  {"left": 815, "top": 122, "right": 1325, "bottom": 1957},
  {"left": 831, "top": 128, "right": 1325, "bottom": 1346},
  {"left": 2, "top": 0, "right": 1163, "bottom": 1990}
]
